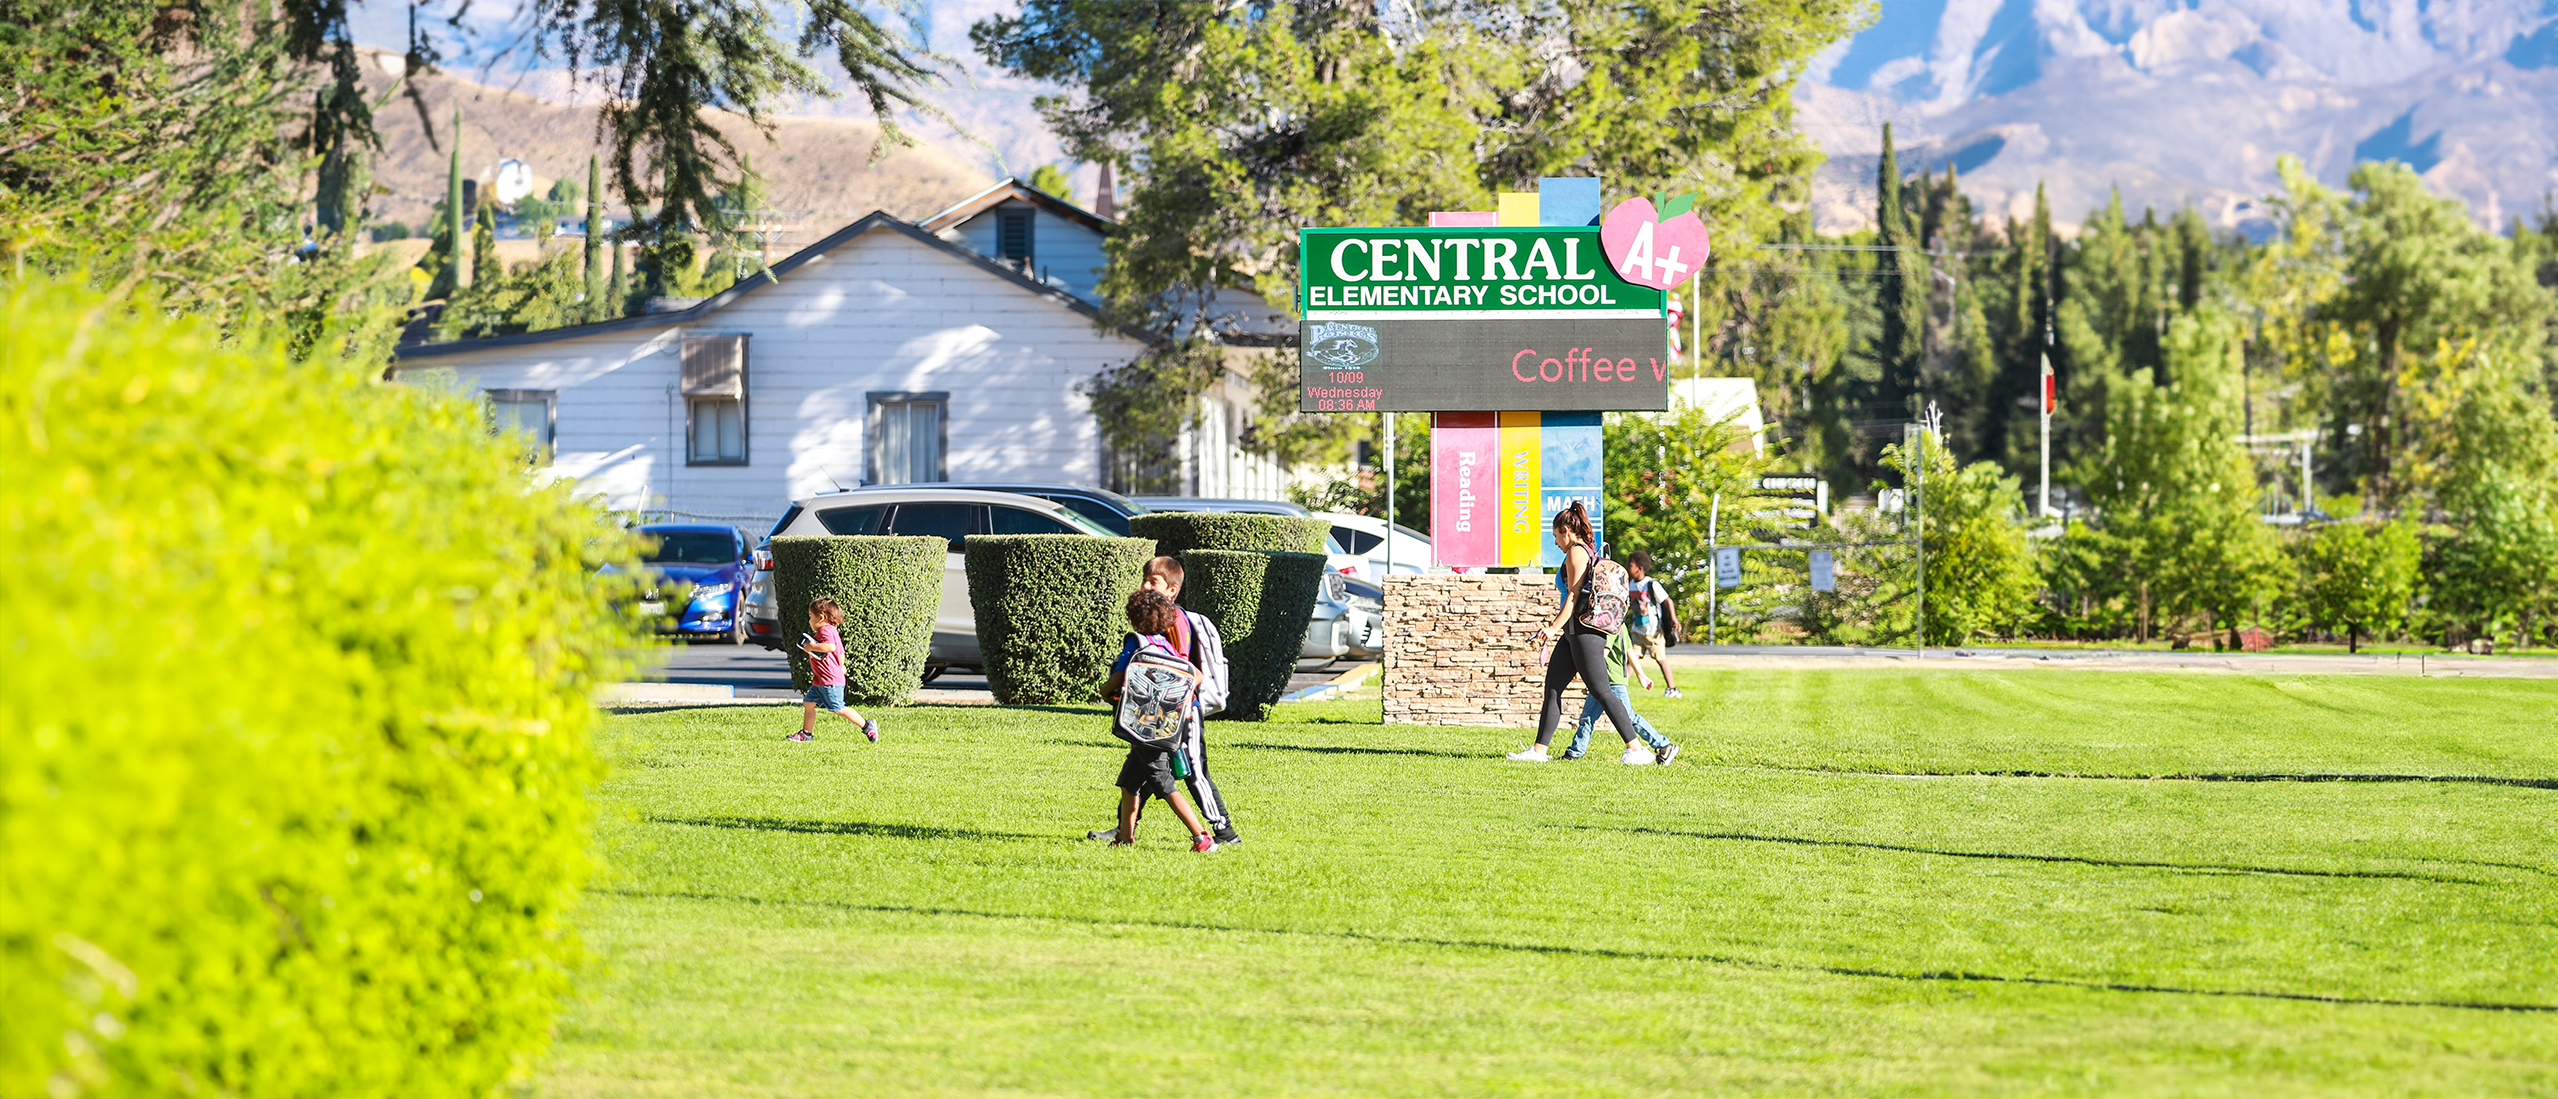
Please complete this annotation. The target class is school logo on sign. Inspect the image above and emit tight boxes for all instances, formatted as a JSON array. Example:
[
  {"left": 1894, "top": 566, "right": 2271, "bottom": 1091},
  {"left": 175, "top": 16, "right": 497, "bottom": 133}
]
[{"left": 1305, "top": 322, "right": 1381, "bottom": 369}]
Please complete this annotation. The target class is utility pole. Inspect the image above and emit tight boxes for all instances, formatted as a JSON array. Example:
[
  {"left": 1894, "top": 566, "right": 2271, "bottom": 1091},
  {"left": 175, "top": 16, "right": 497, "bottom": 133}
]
[
  {"left": 1706, "top": 493, "right": 1720, "bottom": 647},
  {"left": 1916, "top": 402, "right": 1941, "bottom": 658},
  {"left": 1383, "top": 413, "right": 1396, "bottom": 578}
]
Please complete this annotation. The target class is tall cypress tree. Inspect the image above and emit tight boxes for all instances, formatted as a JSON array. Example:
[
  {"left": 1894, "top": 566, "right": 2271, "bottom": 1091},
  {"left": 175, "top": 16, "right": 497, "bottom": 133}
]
[
  {"left": 1873, "top": 123, "right": 1928, "bottom": 415},
  {"left": 446, "top": 107, "right": 467, "bottom": 295},
  {"left": 583, "top": 156, "right": 606, "bottom": 321}
]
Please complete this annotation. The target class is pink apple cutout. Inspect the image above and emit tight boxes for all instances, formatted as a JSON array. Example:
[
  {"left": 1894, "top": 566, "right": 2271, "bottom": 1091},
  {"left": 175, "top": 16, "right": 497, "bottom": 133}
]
[{"left": 1601, "top": 197, "right": 1711, "bottom": 292}]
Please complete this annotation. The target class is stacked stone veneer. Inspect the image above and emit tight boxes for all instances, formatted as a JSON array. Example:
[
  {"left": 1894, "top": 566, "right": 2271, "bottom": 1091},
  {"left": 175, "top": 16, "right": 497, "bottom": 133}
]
[{"left": 1383, "top": 573, "right": 1592, "bottom": 727}]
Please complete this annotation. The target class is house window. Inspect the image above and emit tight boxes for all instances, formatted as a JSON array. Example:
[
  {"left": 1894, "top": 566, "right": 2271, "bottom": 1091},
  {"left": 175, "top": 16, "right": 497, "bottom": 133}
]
[
  {"left": 997, "top": 210, "right": 1032, "bottom": 268},
  {"left": 867, "top": 392, "right": 948, "bottom": 484},
  {"left": 682, "top": 333, "right": 748, "bottom": 466},
  {"left": 486, "top": 389, "right": 554, "bottom": 461}
]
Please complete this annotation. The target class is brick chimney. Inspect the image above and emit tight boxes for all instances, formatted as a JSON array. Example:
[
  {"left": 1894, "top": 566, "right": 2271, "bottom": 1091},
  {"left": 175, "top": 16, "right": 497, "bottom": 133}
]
[{"left": 1095, "top": 162, "right": 1115, "bottom": 221}]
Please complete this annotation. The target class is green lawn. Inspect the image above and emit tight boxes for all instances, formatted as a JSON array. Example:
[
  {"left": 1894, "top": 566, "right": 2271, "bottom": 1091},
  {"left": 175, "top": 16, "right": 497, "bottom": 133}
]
[{"left": 545, "top": 672, "right": 2558, "bottom": 1097}]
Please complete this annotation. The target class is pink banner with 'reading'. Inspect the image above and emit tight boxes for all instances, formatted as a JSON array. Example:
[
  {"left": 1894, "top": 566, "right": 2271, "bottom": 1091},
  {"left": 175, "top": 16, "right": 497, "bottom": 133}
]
[{"left": 1430, "top": 413, "right": 1501, "bottom": 567}]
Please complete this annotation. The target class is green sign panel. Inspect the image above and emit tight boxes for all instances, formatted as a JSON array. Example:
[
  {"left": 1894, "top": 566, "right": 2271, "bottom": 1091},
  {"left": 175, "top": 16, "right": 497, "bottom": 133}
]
[{"left": 1298, "top": 226, "right": 1670, "bottom": 413}]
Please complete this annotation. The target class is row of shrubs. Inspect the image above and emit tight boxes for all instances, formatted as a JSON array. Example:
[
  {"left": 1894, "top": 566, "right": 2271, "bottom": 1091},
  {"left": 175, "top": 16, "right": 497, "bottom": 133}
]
[
  {"left": 768, "top": 512, "right": 1332, "bottom": 720},
  {"left": 3, "top": 280, "right": 640, "bottom": 1096}
]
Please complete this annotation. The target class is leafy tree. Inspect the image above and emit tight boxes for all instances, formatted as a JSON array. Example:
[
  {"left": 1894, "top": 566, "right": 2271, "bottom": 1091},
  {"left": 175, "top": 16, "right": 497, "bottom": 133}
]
[
  {"left": 0, "top": 1, "right": 407, "bottom": 358},
  {"left": 1028, "top": 163, "right": 1077, "bottom": 205},
  {"left": 2076, "top": 306, "right": 2285, "bottom": 647},
  {"left": 2293, "top": 518, "right": 2421, "bottom": 652},
  {"left": 1884, "top": 439, "right": 2039, "bottom": 645},
  {"left": 2322, "top": 162, "right": 2553, "bottom": 504},
  {"left": 435, "top": 247, "right": 587, "bottom": 341},
  {"left": 2431, "top": 463, "right": 2558, "bottom": 649},
  {"left": 1603, "top": 404, "right": 1770, "bottom": 616}
]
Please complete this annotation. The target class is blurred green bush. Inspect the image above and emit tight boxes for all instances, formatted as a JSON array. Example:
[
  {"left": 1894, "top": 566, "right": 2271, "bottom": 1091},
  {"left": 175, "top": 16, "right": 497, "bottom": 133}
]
[
  {"left": 964, "top": 535, "right": 1154, "bottom": 704},
  {"left": 1179, "top": 550, "right": 1326, "bottom": 721},
  {"left": 768, "top": 536, "right": 942, "bottom": 703},
  {"left": 0, "top": 279, "right": 640, "bottom": 1097}
]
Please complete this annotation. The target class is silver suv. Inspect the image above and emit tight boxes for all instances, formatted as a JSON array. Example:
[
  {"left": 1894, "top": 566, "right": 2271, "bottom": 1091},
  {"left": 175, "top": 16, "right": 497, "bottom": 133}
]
[{"left": 749, "top": 488, "right": 1113, "bottom": 673}]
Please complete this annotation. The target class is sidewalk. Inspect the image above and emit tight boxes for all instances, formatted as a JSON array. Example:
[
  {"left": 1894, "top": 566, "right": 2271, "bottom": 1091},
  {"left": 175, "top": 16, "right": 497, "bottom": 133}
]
[{"left": 1658, "top": 644, "right": 2558, "bottom": 678}]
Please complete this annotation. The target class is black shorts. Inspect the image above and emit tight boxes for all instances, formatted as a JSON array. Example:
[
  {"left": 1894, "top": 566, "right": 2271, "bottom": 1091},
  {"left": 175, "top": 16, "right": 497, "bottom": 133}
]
[{"left": 1116, "top": 744, "right": 1180, "bottom": 799}]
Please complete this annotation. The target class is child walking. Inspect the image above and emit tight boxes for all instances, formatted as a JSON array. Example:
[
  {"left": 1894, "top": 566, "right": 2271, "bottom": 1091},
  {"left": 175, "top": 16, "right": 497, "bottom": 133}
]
[
  {"left": 1100, "top": 589, "right": 1218, "bottom": 852},
  {"left": 790, "top": 598, "right": 879, "bottom": 743},
  {"left": 1086, "top": 557, "right": 1239, "bottom": 845}
]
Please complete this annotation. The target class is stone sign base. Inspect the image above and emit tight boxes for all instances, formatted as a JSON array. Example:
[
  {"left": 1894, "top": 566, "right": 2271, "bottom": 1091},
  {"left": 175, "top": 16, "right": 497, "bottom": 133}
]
[{"left": 1382, "top": 573, "right": 1594, "bottom": 727}]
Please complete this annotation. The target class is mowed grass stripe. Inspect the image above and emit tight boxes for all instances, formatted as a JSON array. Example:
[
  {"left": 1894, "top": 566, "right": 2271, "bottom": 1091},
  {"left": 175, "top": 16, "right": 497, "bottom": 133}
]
[
  {"left": 556, "top": 671, "right": 2558, "bottom": 1096},
  {"left": 591, "top": 886, "right": 2558, "bottom": 1014}
]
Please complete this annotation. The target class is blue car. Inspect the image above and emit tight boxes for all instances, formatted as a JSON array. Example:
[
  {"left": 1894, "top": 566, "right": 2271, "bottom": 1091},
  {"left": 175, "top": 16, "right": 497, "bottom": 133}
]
[{"left": 635, "top": 523, "right": 755, "bottom": 643}]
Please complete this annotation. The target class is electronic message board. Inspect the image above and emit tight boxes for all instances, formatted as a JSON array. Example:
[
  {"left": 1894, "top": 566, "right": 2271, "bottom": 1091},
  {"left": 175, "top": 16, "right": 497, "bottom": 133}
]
[{"left": 1297, "top": 226, "right": 1671, "bottom": 413}]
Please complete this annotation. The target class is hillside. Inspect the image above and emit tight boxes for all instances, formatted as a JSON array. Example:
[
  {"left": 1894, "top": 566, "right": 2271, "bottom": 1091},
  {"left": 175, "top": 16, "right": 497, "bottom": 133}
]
[
  {"left": 1798, "top": 0, "right": 2558, "bottom": 233},
  {"left": 354, "top": 49, "right": 992, "bottom": 245}
]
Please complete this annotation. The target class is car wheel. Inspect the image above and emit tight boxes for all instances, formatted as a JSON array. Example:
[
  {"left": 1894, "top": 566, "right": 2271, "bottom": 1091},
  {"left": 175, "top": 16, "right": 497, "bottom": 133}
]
[
  {"left": 921, "top": 664, "right": 946, "bottom": 684},
  {"left": 727, "top": 613, "right": 749, "bottom": 645}
]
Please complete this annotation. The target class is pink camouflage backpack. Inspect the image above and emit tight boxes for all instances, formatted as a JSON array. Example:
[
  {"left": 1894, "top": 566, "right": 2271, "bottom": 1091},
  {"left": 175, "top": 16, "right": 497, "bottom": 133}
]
[{"left": 1578, "top": 557, "right": 1630, "bottom": 633}]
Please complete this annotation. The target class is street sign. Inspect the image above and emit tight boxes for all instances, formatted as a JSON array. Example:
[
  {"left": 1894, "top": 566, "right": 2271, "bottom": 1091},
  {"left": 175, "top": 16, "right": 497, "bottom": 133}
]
[
  {"left": 1809, "top": 549, "right": 1835, "bottom": 592},
  {"left": 1752, "top": 474, "right": 1827, "bottom": 529},
  {"left": 1714, "top": 546, "right": 1742, "bottom": 588},
  {"left": 1299, "top": 226, "right": 1669, "bottom": 412}
]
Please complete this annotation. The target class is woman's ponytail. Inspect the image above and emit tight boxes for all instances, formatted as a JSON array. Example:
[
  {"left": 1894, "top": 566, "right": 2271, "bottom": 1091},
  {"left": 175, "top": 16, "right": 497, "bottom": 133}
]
[{"left": 1552, "top": 499, "right": 1595, "bottom": 549}]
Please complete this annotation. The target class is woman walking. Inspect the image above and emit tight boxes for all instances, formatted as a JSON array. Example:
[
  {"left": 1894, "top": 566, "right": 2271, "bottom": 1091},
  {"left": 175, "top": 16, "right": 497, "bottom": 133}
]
[{"left": 1507, "top": 501, "right": 1648, "bottom": 763}]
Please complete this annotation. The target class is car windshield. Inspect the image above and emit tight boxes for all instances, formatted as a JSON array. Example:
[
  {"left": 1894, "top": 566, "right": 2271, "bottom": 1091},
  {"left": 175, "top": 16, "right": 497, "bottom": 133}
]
[{"left": 641, "top": 530, "right": 735, "bottom": 564}]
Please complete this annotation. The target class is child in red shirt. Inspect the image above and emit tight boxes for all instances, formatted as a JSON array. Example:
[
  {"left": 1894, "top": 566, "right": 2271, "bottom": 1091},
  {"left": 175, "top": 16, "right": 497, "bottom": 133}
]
[{"left": 791, "top": 598, "right": 878, "bottom": 743}]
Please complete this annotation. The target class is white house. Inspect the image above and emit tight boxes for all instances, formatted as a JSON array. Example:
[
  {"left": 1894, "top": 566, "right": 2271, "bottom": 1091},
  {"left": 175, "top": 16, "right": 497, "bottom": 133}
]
[{"left": 390, "top": 180, "right": 1291, "bottom": 527}]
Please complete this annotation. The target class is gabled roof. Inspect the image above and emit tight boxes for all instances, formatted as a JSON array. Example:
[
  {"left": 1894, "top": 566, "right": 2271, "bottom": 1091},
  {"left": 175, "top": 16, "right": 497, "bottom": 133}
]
[
  {"left": 390, "top": 211, "right": 1158, "bottom": 363},
  {"left": 919, "top": 177, "right": 1116, "bottom": 237}
]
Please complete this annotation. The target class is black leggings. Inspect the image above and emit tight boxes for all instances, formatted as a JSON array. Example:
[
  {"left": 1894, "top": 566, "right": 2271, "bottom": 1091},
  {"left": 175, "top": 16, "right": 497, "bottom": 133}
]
[{"left": 1536, "top": 627, "right": 1639, "bottom": 747}]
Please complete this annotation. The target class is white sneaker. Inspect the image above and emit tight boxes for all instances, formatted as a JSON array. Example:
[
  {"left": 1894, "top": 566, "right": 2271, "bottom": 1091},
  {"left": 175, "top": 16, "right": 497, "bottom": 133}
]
[
  {"left": 1506, "top": 745, "right": 1552, "bottom": 762},
  {"left": 1085, "top": 827, "right": 1121, "bottom": 841},
  {"left": 1620, "top": 745, "right": 1657, "bottom": 765},
  {"left": 1664, "top": 688, "right": 1684, "bottom": 698}
]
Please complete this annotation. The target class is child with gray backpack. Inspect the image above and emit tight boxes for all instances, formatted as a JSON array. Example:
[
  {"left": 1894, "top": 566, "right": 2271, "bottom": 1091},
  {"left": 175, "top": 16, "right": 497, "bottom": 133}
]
[{"left": 1098, "top": 588, "right": 1220, "bottom": 852}]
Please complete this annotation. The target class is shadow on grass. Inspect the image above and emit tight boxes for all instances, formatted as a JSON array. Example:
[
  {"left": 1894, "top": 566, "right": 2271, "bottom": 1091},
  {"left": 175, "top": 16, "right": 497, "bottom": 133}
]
[
  {"left": 1561, "top": 824, "right": 2509, "bottom": 885},
  {"left": 644, "top": 814, "right": 1048, "bottom": 843},
  {"left": 1771, "top": 766, "right": 2558, "bottom": 791},
  {"left": 592, "top": 886, "right": 2558, "bottom": 1015},
  {"left": 1228, "top": 741, "right": 1484, "bottom": 761}
]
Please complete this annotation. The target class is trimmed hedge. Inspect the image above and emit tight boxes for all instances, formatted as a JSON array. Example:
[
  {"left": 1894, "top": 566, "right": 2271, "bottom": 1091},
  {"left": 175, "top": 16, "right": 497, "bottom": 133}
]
[
  {"left": 1179, "top": 549, "right": 1329, "bottom": 721},
  {"left": 1, "top": 279, "right": 638, "bottom": 1097},
  {"left": 1127, "top": 511, "right": 1331, "bottom": 559},
  {"left": 965, "top": 535, "right": 1156, "bottom": 704},
  {"left": 771, "top": 536, "right": 944, "bottom": 703}
]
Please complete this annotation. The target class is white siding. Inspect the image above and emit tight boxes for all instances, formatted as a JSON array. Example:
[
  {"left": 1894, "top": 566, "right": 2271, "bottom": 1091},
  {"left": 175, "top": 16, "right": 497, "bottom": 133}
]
[
  {"left": 393, "top": 228, "right": 1148, "bottom": 526},
  {"left": 1033, "top": 211, "right": 1109, "bottom": 302},
  {"left": 941, "top": 199, "right": 1111, "bottom": 304}
]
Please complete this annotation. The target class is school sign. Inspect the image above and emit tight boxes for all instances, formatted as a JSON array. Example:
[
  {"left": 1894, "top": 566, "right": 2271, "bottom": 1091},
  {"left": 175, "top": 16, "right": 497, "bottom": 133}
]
[
  {"left": 1297, "top": 227, "right": 1671, "bottom": 414},
  {"left": 1298, "top": 181, "right": 1711, "bottom": 568}
]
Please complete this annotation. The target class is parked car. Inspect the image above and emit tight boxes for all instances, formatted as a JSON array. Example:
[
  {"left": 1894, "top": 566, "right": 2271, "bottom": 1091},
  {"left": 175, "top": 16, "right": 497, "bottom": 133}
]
[
  {"left": 1132, "top": 496, "right": 1373, "bottom": 578},
  {"left": 632, "top": 523, "right": 757, "bottom": 643},
  {"left": 1303, "top": 571, "right": 1386, "bottom": 663},
  {"left": 751, "top": 487, "right": 1114, "bottom": 676},
  {"left": 956, "top": 482, "right": 1150, "bottom": 535},
  {"left": 1312, "top": 512, "right": 1435, "bottom": 579},
  {"left": 1131, "top": 496, "right": 1310, "bottom": 516}
]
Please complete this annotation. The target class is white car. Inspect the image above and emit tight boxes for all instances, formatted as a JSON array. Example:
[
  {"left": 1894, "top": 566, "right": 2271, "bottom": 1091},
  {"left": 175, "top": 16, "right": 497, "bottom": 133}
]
[
  {"left": 1312, "top": 512, "right": 1435, "bottom": 579},
  {"left": 751, "top": 488, "right": 1115, "bottom": 674}
]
